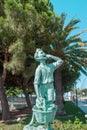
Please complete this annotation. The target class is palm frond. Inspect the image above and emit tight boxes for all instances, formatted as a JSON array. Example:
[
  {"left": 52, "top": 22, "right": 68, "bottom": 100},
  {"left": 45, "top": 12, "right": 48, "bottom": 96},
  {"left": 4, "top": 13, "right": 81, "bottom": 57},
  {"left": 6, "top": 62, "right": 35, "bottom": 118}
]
[
  {"left": 66, "top": 30, "right": 87, "bottom": 43},
  {"left": 70, "top": 58, "right": 87, "bottom": 76},
  {"left": 62, "top": 18, "right": 80, "bottom": 39},
  {"left": 57, "top": 13, "right": 67, "bottom": 37},
  {"left": 67, "top": 46, "right": 87, "bottom": 52},
  {"left": 64, "top": 18, "right": 80, "bottom": 30}
]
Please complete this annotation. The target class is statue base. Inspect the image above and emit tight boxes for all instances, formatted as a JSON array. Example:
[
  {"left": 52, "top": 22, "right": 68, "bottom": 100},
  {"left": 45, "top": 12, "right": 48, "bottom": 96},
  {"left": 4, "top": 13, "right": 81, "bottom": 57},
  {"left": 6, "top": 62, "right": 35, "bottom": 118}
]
[
  {"left": 23, "top": 106, "right": 57, "bottom": 130},
  {"left": 23, "top": 125, "right": 52, "bottom": 130},
  {"left": 32, "top": 105, "right": 57, "bottom": 124}
]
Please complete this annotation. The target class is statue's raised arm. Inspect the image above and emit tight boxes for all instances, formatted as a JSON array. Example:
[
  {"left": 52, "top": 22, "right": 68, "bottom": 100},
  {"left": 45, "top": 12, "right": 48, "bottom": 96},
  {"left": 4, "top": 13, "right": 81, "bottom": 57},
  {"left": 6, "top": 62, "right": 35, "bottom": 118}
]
[{"left": 46, "top": 54, "right": 63, "bottom": 70}]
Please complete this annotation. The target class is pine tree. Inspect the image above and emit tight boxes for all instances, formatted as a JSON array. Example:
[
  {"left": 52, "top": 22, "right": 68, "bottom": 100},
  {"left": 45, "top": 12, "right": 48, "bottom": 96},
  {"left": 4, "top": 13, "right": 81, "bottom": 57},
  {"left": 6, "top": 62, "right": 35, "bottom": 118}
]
[{"left": 0, "top": 0, "right": 55, "bottom": 119}]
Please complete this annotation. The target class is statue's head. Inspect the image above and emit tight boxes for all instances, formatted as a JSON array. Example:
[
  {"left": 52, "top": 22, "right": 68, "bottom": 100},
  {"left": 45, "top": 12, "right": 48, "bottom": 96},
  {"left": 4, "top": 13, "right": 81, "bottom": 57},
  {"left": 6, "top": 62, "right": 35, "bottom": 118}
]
[{"left": 34, "top": 48, "right": 47, "bottom": 62}]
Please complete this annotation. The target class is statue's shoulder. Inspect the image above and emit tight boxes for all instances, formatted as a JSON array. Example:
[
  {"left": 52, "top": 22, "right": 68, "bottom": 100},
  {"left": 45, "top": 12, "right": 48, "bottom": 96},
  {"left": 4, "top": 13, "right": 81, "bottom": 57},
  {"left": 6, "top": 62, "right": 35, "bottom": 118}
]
[{"left": 35, "top": 65, "right": 41, "bottom": 72}]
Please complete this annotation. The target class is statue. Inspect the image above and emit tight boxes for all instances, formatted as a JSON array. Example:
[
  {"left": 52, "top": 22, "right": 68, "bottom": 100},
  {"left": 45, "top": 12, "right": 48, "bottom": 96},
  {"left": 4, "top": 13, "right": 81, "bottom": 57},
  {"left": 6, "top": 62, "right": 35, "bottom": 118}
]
[{"left": 23, "top": 48, "right": 63, "bottom": 130}]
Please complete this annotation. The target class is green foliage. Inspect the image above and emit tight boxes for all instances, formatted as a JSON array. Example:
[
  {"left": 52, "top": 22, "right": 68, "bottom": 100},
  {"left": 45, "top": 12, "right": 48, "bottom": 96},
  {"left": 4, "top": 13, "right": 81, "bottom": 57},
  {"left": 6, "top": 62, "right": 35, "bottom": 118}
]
[
  {"left": 52, "top": 101, "right": 87, "bottom": 130},
  {"left": 52, "top": 118, "right": 86, "bottom": 130},
  {"left": 4, "top": 39, "right": 26, "bottom": 74},
  {"left": 64, "top": 102, "right": 86, "bottom": 123},
  {"left": 5, "top": 87, "right": 23, "bottom": 96},
  {"left": 0, "top": 1, "right": 5, "bottom": 17}
]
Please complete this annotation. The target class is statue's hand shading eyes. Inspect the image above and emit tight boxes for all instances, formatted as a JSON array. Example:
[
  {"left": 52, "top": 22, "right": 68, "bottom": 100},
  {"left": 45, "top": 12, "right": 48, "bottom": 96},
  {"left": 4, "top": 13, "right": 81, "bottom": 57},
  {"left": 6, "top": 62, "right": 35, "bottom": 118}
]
[{"left": 46, "top": 54, "right": 52, "bottom": 59}]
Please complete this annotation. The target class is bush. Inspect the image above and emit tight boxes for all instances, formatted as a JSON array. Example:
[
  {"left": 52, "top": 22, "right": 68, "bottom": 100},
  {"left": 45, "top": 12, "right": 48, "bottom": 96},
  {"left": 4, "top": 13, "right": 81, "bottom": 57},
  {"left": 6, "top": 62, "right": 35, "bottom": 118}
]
[{"left": 52, "top": 117, "right": 87, "bottom": 130}]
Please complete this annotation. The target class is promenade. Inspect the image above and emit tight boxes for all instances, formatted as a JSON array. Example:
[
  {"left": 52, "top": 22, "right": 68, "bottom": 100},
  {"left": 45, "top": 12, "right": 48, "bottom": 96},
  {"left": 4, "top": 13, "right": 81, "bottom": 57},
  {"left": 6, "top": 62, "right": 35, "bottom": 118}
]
[
  {"left": 74, "top": 97, "right": 87, "bottom": 114},
  {"left": 0, "top": 96, "right": 27, "bottom": 112},
  {"left": 0, "top": 95, "right": 36, "bottom": 112},
  {"left": 0, "top": 96, "right": 87, "bottom": 114},
  {"left": 78, "top": 101, "right": 87, "bottom": 114}
]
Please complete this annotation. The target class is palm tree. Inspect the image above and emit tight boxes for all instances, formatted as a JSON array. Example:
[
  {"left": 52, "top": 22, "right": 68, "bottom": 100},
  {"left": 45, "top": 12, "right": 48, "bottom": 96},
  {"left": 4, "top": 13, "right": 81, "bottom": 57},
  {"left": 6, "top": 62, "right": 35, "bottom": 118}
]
[{"left": 50, "top": 13, "right": 87, "bottom": 115}]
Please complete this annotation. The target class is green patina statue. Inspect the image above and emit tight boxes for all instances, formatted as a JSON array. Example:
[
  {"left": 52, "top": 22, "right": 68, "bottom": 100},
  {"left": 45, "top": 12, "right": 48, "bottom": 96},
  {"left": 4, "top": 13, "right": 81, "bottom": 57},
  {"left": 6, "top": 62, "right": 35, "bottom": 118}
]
[{"left": 23, "top": 48, "right": 63, "bottom": 130}]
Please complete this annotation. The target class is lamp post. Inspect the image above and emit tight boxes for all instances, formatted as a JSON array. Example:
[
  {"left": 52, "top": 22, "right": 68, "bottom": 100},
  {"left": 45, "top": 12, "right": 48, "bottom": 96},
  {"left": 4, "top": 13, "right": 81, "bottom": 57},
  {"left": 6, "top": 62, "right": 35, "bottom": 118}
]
[{"left": 76, "top": 89, "right": 78, "bottom": 106}]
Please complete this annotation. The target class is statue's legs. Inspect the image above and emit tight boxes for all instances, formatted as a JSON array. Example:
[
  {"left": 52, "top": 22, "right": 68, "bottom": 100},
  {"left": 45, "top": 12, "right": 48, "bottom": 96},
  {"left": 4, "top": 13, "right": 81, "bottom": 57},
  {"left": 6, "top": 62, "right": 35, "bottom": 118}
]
[
  {"left": 46, "top": 123, "right": 52, "bottom": 130},
  {"left": 29, "top": 112, "right": 35, "bottom": 125}
]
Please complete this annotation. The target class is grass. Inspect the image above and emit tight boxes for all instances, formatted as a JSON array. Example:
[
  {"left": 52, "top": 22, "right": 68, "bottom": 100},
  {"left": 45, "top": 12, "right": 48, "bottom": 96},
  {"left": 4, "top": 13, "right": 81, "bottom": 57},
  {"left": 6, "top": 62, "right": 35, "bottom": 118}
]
[
  {"left": 58, "top": 101, "right": 86, "bottom": 123},
  {"left": 0, "top": 101, "right": 87, "bottom": 130}
]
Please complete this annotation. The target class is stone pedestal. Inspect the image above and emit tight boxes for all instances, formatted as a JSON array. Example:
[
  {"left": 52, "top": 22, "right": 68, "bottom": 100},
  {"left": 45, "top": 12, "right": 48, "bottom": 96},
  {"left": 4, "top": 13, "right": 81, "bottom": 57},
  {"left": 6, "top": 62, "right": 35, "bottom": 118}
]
[
  {"left": 33, "top": 106, "right": 57, "bottom": 124},
  {"left": 23, "top": 106, "right": 57, "bottom": 130},
  {"left": 23, "top": 125, "right": 46, "bottom": 130}
]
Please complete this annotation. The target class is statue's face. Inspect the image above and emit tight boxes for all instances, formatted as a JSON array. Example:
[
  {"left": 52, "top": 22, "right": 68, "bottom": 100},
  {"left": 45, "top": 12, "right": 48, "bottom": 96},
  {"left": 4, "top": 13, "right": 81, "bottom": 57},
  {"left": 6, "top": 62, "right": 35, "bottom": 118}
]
[
  {"left": 37, "top": 50, "right": 46, "bottom": 59},
  {"left": 34, "top": 49, "right": 47, "bottom": 62}
]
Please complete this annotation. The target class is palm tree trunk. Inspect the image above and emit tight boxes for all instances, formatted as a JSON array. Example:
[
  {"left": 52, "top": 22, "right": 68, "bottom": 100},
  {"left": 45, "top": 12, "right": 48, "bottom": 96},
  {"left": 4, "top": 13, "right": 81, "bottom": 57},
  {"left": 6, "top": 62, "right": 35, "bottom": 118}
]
[
  {"left": 0, "top": 68, "right": 10, "bottom": 120},
  {"left": 54, "top": 69, "right": 66, "bottom": 116}
]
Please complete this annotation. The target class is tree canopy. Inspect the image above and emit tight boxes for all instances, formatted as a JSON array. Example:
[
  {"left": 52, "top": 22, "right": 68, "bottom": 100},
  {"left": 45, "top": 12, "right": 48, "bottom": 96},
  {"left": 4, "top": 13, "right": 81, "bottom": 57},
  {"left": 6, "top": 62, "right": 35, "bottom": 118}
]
[{"left": 0, "top": 0, "right": 87, "bottom": 92}]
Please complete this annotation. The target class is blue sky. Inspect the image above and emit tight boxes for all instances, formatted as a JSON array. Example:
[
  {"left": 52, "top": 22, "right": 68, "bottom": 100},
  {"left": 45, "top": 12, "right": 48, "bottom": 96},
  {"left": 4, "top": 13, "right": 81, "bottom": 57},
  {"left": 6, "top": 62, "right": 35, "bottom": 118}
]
[{"left": 51, "top": 0, "right": 87, "bottom": 89}]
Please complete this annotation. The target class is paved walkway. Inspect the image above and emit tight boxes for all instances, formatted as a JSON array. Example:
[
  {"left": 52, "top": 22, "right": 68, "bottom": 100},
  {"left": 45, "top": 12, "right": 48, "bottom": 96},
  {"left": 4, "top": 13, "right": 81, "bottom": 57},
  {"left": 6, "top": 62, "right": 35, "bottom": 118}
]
[
  {"left": 73, "top": 97, "right": 87, "bottom": 114},
  {"left": 78, "top": 101, "right": 87, "bottom": 114}
]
